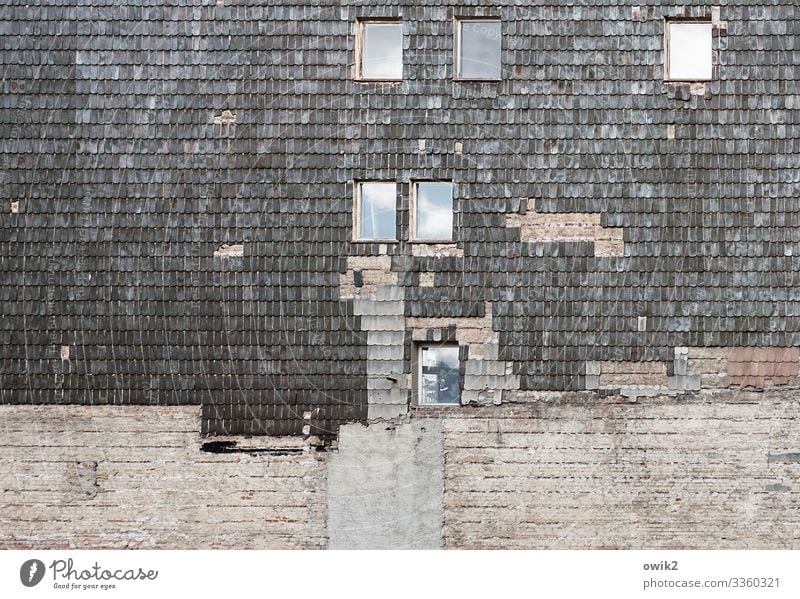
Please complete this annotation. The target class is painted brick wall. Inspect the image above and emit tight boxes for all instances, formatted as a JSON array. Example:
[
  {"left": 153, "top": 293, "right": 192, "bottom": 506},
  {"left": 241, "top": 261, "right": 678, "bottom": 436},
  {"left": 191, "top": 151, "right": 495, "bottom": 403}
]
[
  {"left": 0, "top": 406, "right": 326, "bottom": 549},
  {"left": 442, "top": 391, "right": 800, "bottom": 549}
]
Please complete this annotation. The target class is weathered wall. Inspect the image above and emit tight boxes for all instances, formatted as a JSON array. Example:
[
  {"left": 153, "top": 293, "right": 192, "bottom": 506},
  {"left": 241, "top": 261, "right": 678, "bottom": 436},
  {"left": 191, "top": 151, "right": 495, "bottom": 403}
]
[
  {"left": 0, "top": 406, "right": 326, "bottom": 549},
  {"left": 442, "top": 391, "right": 800, "bottom": 549},
  {"left": 327, "top": 419, "right": 443, "bottom": 549},
  {"left": 4, "top": 393, "right": 800, "bottom": 550},
  {"left": 5, "top": 1, "right": 800, "bottom": 440}
]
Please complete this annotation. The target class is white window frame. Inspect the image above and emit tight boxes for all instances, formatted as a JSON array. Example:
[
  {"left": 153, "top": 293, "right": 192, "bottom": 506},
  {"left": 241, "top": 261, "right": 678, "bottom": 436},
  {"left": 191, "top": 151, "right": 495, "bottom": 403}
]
[
  {"left": 664, "top": 18, "right": 713, "bottom": 82},
  {"left": 416, "top": 344, "right": 462, "bottom": 406},
  {"left": 355, "top": 18, "right": 403, "bottom": 82},
  {"left": 353, "top": 181, "right": 397, "bottom": 242},
  {"left": 410, "top": 180, "right": 454, "bottom": 243},
  {"left": 454, "top": 16, "right": 502, "bottom": 81}
]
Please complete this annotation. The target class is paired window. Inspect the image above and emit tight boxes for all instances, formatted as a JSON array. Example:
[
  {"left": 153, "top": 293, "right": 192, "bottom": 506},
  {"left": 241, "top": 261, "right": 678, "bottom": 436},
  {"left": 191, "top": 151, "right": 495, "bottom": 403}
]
[
  {"left": 417, "top": 345, "right": 462, "bottom": 405},
  {"left": 665, "top": 20, "right": 713, "bottom": 81},
  {"left": 355, "top": 17, "right": 502, "bottom": 82},
  {"left": 356, "top": 19, "right": 403, "bottom": 81},
  {"left": 455, "top": 18, "right": 502, "bottom": 80},
  {"left": 354, "top": 181, "right": 454, "bottom": 242}
]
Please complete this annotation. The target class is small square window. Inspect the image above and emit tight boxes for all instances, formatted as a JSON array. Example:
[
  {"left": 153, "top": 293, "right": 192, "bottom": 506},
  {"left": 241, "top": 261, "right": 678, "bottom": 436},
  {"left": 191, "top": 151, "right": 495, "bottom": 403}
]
[
  {"left": 418, "top": 345, "right": 461, "bottom": 406},
  {"left": 354, "top": 182, "right": 397, "bottom": 241},
  {"left": 412, "top": 181, "right": 453, "bottom": 242},
  {"left": 665, "top": 20, "right": 713, "bottom": 81},
  {"left": 356, "top": 19, "right": 403, "bottom": 81},
  {"left": 455, "top": 18, "right": 502, "bottom": 80}
]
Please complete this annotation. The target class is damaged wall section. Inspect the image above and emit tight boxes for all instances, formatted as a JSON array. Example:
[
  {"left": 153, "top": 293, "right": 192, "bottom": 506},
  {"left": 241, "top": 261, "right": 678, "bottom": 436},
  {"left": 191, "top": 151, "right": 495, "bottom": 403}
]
[
  {"left": 0, "top": 406, "right": 327, "bottom": 549},
  {"left": 327, "top": 419, "right": 444, "bottom": 549}
]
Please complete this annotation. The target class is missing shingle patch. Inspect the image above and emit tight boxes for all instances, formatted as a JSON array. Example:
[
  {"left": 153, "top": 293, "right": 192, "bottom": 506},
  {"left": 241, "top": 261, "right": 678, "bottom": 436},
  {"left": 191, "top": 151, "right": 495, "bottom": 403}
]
[
  {"left": 10, "top": 201, "right": 19, "bottom": 213},
  {"left": 213, "top": 110, "right": 236, "bottom": 125},
  {"left": 214, "top": 244, "right": 244, "bottom": 257}
]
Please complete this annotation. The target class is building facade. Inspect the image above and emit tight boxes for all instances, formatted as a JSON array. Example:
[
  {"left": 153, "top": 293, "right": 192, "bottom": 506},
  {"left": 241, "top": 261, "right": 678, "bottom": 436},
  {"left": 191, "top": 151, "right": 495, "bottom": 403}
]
[{"left": 2, "top": 0, "right": 800, "bottom": 548}]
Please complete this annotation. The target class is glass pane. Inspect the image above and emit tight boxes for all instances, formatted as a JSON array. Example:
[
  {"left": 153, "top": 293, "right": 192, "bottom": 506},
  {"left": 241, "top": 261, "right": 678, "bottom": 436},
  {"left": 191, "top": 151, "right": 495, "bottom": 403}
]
[
  {"left": 415, "top": 182, "right": 453, "bottom": 241},
  {"left": 458, "top": 20, "right": 501, "bottom": 79},
  {"left": 358, "top": 182, "right": 396, "bottom": 240},
  {"left": 361, "top": 22, "right": 403, "bottom": 80},
  {"left": 420, "top": 346, "right": 461, "bottom": 405},
  {"left": 668, "top": 22, "right": 712, "bottom": 80}
]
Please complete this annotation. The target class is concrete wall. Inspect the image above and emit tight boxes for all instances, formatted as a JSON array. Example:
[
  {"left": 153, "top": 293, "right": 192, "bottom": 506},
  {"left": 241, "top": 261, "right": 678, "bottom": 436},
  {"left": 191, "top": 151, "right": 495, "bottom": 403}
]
[
  {"left": 3, "top": 392, "right": 800, "bottom": 549},
  {"left": 0, "top": 406, "right": 326, "bottom": 549},
  {"left": 327, "top": 420, "right": 443, "bottom": 549}
]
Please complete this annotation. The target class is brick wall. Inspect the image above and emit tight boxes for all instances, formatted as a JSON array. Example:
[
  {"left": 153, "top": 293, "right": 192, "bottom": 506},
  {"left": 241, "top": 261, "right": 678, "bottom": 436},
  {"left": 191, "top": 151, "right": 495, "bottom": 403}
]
[
  {"left": 0, "top": 406, "right": 326, "bottom": 549},
  {"left": 4, "top": 392, "right": 800, "bottom": 549},
  {"left": 442, "top": 391, "right": 800, "bottom": 549}
]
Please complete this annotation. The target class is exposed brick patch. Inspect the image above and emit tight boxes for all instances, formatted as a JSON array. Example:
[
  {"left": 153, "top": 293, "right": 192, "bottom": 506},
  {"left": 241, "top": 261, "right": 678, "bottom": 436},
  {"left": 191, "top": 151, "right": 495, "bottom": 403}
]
[
  {"left": 598, "top": 360, "right": 667, "bottom": 387},
  {"left": 410, "top": 243, "right": 464, "bottom": 258},
  {"left": 339, "top": 255, "right": 396, "bottom": 298},
  {"left": 507, "top": 210, "right": 624, "bottom": 256}
]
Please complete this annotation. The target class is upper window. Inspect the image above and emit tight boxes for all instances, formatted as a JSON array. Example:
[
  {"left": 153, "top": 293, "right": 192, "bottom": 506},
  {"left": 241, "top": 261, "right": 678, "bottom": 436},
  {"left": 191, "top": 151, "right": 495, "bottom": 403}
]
[
  {"left": 356, "top": 19, "right": 403, "bottom": 81},
  {"left": 354, "top": 182, "right": 397, "bottom": 241},
  {"left": 455, "top": 18, "right": 502, "bottom": 80},
  {"left": 665, "top": 20, "right": 713, "bottom": 81},
  {"left": 418, "top": 345, "right": 461, "bottom": 406},
  {"left": 412, "top": 181, "right": 454, "bottom": 242}
]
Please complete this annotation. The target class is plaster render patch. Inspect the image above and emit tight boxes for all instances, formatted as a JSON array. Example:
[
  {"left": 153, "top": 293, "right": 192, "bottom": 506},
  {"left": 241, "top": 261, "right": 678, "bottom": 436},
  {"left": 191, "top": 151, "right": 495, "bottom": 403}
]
[{"left": 328, "top": 420, "right": 444, "bottom": 549}]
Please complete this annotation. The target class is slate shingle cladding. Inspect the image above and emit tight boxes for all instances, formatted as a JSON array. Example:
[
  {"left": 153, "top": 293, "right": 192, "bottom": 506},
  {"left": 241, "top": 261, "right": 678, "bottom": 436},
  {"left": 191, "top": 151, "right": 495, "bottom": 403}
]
[{"left": 0, "top": 0, "right": 797, "bottom": 438}]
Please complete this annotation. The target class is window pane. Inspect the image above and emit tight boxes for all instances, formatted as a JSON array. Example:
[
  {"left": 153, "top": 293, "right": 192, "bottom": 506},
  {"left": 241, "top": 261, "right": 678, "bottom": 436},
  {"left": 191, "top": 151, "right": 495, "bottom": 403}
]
[
  {"left": 358, "top": 182, "right": 396, "bottom": 240},
  {"left": 420, "top": 346, "right": 461, "bottom": 405},
  {"left": 668, "top": 22, "right": 712, "bottom": 80},
  {"left": 415, "top": 182, "right": 453, "bottom": 241},
  {"left": 458, "top": 20, "right": 501, "bottom": 79},
  {"left": 361, "top": 22, "right": 403, "bottom": 80}
]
